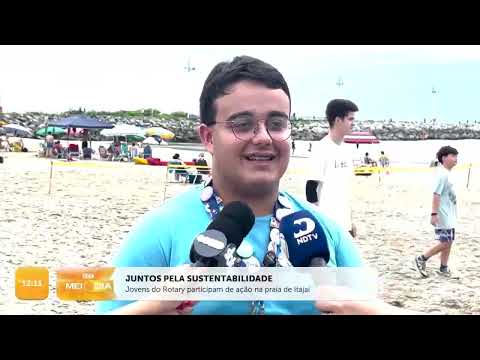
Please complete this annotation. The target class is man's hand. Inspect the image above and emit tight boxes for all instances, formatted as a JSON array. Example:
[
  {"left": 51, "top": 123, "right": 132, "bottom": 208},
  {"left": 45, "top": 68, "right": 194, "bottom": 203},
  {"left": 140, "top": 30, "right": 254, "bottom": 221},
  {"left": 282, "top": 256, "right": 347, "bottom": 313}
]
[
  {"left": 108, "top": 300, "right": 198, "bottom": 315},
  {"left": 314, "top": 285, "right": 420, "bottom": 315},
  {"left": 431, "top": 214, "right": 439, "bottom": 226}
]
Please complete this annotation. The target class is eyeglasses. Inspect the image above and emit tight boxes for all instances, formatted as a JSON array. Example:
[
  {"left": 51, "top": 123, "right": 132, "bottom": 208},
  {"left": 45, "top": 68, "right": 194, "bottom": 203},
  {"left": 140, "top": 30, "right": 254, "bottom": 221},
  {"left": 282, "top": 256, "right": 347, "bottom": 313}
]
[{"left": 211, "top": 115, "right": 292, "bottom": 142}]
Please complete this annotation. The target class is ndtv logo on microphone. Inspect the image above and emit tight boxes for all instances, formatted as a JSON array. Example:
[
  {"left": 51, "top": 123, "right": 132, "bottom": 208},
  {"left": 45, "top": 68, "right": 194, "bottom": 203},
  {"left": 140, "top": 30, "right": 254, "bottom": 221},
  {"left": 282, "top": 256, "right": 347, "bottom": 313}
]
[{"left": 293, "top": 218, "right": 318, "bottom": 245}]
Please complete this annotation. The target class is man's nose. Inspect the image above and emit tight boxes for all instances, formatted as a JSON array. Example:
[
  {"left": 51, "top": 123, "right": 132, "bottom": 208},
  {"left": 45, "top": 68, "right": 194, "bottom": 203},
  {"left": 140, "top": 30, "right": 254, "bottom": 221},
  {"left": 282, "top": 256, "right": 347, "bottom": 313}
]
[{"left": 251, "top": 122, "right": 272, "bottom": 143}]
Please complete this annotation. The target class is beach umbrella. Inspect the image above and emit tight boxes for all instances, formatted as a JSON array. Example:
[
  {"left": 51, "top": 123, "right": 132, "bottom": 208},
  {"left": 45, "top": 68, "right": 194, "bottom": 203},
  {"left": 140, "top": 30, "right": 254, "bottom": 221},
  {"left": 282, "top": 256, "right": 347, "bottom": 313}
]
[
  {"left": 344, "top": 131, "right": 380, "bottom": 144},
  {"left": 1, "top": 123, "right": 33, "bottom": 137},
  {"left": 144, "top": 127, "right": 175, "bottom": 140},
  {"left": 114, "top": 135, "right": 145, "bottom": 143},
  {"left": 35, "top": 126, "right": 67, "bottom": 137},
  {"left": 142, "top": 136, "right": 159, "bottom": 145},
  {"left": 101, "top": 124, "right": 145, "bottom": 138},
  {"left": 125, "top": 135, "right": 145, "bottom": 143}
]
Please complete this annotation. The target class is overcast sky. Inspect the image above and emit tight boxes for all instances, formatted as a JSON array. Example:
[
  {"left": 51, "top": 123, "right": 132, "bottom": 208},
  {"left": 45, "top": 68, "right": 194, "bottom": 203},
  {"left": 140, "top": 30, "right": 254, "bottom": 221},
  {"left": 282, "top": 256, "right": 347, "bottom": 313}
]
[{"left": 1, "top": 45, "right": 479, "bottom": 123}]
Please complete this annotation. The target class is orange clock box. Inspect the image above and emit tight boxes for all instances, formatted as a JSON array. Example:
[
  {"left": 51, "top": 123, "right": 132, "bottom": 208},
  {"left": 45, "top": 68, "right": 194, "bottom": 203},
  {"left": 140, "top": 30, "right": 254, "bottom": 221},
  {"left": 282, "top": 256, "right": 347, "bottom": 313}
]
[{"left": 15, "top": 267, "right": 50, "bottom": 300}]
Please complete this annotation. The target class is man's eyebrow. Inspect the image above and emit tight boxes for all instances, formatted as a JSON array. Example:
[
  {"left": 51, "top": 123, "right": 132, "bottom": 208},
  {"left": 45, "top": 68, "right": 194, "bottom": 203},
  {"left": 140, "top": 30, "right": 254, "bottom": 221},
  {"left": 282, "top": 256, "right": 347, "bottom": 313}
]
[
  {"left": 226, "top": 111, "right": 254, "bottom": 122},
  {"left": 226, "top": 111, "right": 289, "bottom": 122},
  {"left": 268, "top": 111, "right": 289, "bottom": 118}
]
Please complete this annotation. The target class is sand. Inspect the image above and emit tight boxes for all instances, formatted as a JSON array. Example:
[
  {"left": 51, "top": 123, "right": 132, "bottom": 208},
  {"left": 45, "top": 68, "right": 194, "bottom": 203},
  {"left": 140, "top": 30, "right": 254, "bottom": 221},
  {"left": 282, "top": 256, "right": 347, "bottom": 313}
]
[{"left": 1, "top": 148, "right": 479, "bottom": 315}]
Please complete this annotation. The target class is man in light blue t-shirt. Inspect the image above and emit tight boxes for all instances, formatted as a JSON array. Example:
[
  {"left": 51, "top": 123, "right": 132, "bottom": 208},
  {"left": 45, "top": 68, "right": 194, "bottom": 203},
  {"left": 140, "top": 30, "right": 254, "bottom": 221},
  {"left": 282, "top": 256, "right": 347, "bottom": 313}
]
[
  {"left": 415, "top": 146, "right": 459, "bottom": 278},
  {"left": 97, "top": 56, "right": 387, "bottom": 315}
]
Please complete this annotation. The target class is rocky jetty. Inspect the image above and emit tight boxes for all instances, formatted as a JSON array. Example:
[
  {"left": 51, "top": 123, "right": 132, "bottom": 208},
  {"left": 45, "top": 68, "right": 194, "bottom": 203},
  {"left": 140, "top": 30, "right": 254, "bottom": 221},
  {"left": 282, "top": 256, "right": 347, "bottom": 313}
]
[{"left": 1, "top": 111, "right": 479, "bottom": 142}]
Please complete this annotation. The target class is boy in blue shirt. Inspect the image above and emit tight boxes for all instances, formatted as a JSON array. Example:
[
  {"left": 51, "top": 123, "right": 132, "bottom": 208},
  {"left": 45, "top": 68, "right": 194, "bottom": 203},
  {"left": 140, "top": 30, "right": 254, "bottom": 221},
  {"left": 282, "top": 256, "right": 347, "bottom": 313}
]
[{"left": 97, "top": 56, "right": 367, "bottom": 315}]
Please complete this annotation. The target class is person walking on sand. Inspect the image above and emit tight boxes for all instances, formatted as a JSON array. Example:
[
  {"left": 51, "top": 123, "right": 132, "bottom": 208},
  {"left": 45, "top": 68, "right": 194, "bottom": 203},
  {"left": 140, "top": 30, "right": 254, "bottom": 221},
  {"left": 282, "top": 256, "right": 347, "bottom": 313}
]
[{"left": 415, "top": 145, "right": 459, "bottom": 278}]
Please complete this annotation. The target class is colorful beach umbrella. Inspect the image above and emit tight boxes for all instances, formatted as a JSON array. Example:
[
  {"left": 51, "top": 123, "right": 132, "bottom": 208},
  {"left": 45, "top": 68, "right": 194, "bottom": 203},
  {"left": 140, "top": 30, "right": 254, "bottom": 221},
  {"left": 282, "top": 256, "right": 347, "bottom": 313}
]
[
  {"left": 35, "top": 126, "right": 67, "bottom": 137},
  {"left": 144, "top": 127, "right": 175, "bottom": 140}
]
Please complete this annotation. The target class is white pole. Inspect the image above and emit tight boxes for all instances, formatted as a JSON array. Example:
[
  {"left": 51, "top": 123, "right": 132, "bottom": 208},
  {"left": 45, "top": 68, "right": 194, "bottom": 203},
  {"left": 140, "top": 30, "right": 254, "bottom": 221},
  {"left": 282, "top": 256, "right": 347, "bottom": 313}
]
[
  {"left": 48, "top": 161, "right": 53, "bottom": 195},
  {"left": 467, "top": 163, "right": 472, "bottom": 189}
]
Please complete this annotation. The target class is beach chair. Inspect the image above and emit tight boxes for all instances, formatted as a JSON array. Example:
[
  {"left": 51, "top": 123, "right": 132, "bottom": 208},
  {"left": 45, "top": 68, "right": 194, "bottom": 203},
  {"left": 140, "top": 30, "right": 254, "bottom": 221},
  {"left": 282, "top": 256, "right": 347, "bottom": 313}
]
[
  {"left": 168, "top": 159, "right": 189, "bottom": 183},
  {"left": 67, "top": 144, "right": 80, "bottom": 157}
]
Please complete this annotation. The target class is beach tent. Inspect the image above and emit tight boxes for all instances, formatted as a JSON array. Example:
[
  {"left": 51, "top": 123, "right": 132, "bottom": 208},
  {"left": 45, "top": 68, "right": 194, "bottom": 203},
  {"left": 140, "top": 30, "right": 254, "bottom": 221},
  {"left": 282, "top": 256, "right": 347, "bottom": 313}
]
[
  {"left": 49, "top": 114, "right": 114, "bottom": 151},
  {"left": 49, "top": 114, "right": 114, "bottom": 130}
]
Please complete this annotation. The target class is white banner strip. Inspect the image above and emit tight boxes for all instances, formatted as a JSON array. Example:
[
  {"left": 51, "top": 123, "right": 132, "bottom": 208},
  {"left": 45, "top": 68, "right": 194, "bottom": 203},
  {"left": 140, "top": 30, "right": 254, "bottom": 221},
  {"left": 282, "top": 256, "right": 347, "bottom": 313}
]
[{"left": 112, "top": 267, "right": 378, "bottom": 301}]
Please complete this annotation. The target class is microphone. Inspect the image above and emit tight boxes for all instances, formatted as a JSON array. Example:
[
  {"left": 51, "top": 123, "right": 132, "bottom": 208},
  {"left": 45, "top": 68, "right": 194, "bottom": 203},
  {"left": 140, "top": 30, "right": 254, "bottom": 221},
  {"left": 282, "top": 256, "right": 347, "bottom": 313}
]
[
  {"left": 279, "top": 210, "right": 330, "bottom": 267},
  {"left": 177, "top": 202, "right": 255, "bottom": 312},
  {"left": 189, "top": 201, "right": 255, "bottom": 267}
]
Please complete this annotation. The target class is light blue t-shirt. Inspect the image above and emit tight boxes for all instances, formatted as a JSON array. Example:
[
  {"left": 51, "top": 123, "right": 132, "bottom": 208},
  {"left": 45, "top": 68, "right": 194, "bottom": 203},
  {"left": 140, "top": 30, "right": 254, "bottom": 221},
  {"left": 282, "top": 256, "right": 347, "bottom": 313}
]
[
  {"left": 433, "top": 166, "right": 457, "bottom": 229},
  {"left": 96, "top": 186, "right": 363, "bottom": 315}
]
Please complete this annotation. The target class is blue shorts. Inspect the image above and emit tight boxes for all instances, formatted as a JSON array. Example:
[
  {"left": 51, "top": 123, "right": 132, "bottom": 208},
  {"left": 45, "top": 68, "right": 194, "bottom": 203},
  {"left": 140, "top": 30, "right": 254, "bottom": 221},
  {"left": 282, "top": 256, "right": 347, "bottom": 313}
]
[
  {"left": 435, "top": 228, "right": 455, "bottom": 242},
  {"left": 47, "top": 143, "right": 53, "bottom": 149}
]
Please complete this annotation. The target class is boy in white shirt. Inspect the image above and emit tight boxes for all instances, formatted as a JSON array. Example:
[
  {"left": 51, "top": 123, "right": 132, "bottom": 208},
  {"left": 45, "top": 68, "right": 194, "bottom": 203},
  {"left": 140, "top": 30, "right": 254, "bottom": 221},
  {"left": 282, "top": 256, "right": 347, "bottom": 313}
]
[{"left": 306, "top": 99, "right": 358, "bottom": 238}]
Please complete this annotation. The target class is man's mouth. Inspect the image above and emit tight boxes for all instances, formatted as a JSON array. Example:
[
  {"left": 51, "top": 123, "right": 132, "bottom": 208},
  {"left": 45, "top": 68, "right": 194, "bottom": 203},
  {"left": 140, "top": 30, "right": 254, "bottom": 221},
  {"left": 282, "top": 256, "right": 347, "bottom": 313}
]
[{"left": 245, "top": 153, "right": 275, "bottom": 161}]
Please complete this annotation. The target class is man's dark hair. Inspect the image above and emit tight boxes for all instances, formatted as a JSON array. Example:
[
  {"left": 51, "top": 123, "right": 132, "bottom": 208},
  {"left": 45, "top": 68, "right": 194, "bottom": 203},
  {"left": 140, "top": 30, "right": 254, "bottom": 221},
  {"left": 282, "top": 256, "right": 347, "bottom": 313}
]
[
  {"left": 47, "top": 132, "right": 52, "bottom": 135},
  {"left": 199, "top": 56, "right": 291, "bottom": 126},
  {"left": 436, "top": 146, "right": 458, "bottom": 164},
  {"left": 173, "top": 153, "right": 180, "bottom": 160},
  {"left": 325, "top": 99, "right": 359, "bottom": 128}
]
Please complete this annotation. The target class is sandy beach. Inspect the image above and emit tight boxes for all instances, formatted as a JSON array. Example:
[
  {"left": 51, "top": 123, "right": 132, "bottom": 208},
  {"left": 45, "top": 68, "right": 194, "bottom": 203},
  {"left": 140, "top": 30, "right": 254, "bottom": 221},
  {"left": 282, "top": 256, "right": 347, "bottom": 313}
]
[{"left": 1, "top": 143, "right": 479, "bottom": 315}]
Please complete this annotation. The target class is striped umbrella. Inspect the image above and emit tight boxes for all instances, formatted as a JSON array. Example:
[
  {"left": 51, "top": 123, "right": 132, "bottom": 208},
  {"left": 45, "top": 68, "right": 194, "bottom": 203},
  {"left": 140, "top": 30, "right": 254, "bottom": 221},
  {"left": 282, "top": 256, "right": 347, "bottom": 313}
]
[{"left": 344, "top": 131, "right": 380, "bottom": 144}]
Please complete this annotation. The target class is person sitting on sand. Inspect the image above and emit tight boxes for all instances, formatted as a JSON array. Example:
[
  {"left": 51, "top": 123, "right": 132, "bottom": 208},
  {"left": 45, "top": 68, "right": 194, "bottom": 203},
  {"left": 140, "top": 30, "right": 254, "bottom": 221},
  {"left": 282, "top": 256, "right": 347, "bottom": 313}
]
[
  {"left": 130, "top": 142, "right": 139, "bottom": 158},
  {"left": 364, "top": 152, "right": 373, "bottom": 165},
  {"left": 169, "top": 153, "right": 188, "bottom": 181},
  {"left": 53, "top": 141, "right": 64, "bottom": 158},
  {"left": 195, "top": 152, "right": 210, "bottom": 175},
  {"left": 0, "top": 136, "right": 9, "bottom": 152}
]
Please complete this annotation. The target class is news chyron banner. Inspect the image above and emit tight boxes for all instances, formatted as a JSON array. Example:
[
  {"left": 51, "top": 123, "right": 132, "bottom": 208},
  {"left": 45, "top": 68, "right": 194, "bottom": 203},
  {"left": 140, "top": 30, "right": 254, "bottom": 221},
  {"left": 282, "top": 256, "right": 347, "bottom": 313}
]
[{"left": 55, "top": 267, "right": 379, "bottom": 302}]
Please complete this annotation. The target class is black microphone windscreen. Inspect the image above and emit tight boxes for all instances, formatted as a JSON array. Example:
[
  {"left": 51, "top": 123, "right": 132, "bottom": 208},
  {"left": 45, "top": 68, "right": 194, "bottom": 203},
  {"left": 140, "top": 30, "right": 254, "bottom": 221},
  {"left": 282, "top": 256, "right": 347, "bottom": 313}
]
[{"left": 206, "top": 201, "right": 255, "bottom": 247}]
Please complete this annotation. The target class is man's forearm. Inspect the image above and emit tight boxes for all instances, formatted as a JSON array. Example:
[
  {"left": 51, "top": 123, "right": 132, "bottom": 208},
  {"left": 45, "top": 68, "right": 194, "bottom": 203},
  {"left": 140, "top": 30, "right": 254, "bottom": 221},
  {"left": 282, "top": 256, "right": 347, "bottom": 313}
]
[{"left": 432, "top": 193, "right": 440, "bottom": 213}]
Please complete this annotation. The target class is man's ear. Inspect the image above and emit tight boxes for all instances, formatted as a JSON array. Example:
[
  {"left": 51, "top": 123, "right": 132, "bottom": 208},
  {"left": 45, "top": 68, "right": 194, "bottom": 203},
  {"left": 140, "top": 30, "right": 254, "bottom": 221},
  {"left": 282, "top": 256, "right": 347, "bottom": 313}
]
[{"left": 198, "top": 124, "right": 214, "bottom": 154}]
